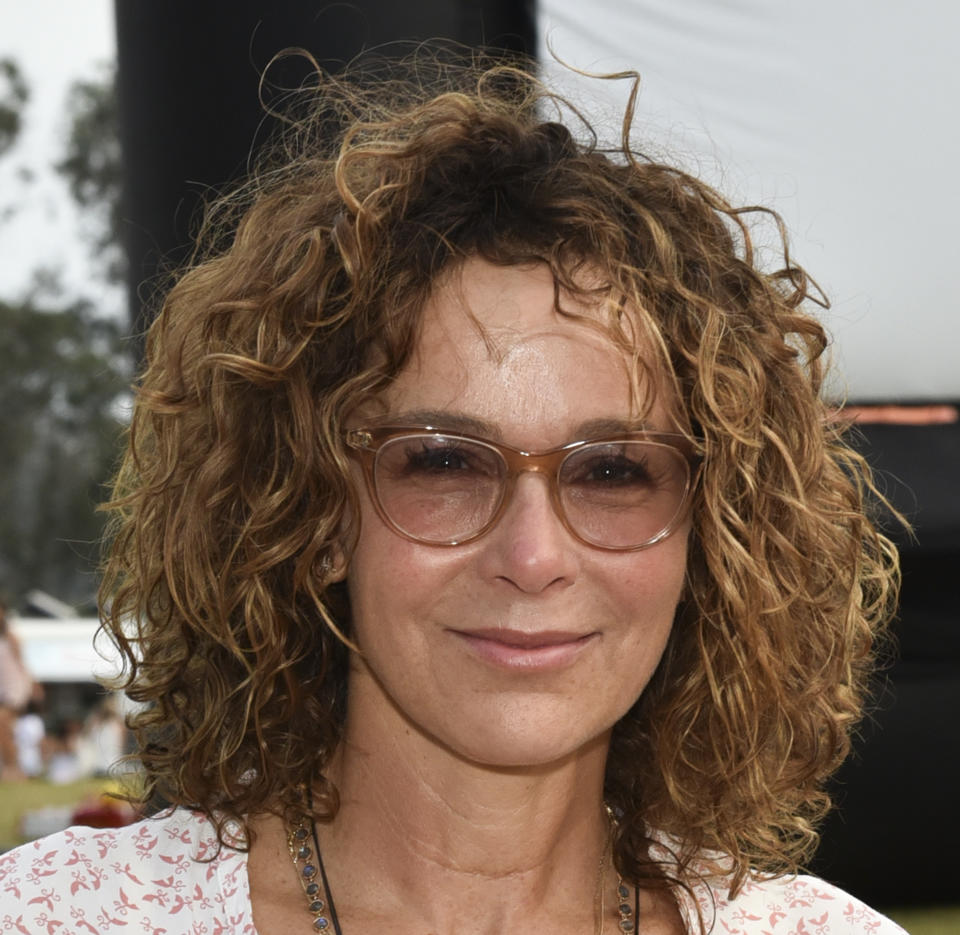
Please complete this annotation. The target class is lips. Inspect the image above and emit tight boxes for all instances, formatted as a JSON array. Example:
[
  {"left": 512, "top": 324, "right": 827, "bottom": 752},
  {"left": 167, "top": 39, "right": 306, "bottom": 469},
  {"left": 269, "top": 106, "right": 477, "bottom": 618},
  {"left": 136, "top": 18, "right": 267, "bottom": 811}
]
[
  {"left": 455, "top": 628, "right": 590, "bottom": 648},
  {"left": 449, "top": 628, "right": 597, "bottom": 671}
]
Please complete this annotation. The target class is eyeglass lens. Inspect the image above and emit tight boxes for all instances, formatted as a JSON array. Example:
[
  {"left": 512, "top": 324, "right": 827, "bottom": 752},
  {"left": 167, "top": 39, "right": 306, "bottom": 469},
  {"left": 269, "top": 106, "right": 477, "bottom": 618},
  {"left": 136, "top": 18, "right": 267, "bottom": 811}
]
[{"left": 372, "top": 433, "right": 690, "bottom": 548}]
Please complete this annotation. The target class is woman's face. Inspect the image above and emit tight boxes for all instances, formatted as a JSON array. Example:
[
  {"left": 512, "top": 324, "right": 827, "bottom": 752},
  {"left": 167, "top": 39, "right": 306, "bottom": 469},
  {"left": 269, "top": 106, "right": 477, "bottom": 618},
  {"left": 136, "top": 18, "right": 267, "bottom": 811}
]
[{"left": 344, "top": 257, "right": 691, "bottom": 768}]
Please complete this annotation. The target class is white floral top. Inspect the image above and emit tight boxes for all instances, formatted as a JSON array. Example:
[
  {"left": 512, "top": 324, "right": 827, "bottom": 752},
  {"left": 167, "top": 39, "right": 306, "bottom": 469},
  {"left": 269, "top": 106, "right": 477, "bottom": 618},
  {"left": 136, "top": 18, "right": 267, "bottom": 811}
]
[{"left": 0, "top": 810, "right": 906, "bottom": 934}]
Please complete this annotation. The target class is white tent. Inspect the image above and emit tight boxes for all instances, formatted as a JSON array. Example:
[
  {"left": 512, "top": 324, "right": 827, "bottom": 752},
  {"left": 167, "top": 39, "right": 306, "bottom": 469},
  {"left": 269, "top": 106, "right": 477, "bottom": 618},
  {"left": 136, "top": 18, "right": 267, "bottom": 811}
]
[
  {"left": 12, "top": 618, "right": 120, "bottom": 684},
  {"left": 539, "top": 0, "right": 960, "bottom": 402}
]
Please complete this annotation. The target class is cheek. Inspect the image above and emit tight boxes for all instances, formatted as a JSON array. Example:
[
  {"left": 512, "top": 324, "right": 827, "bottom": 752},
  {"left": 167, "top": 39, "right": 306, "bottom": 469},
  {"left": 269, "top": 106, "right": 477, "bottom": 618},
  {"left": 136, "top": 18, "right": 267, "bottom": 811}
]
[
  {"left": 344, "top": 507, "right": 446, "bottom": 645},
  {"left": 344, "top": 489, "right": 389, "bottom": 637},
  {"left": 615, "top": 531, "right": 689, "bottom": 638},
  {"left": 345, "top": 520, "right": 397, "bottom": 633},
  {"left": 628, "top": 521, "right": 689, "bottom": 595}
]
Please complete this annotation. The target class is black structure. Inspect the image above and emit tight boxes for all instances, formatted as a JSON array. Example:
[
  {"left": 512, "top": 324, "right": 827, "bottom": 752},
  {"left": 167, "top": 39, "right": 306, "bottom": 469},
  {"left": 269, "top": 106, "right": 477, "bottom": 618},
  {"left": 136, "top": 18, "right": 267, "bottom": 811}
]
[
  {"left": 810, "top": 417, "right": 960, "bottom": 907},
  {"left": 114, "top": 0, "right": 535, "bottom": 340}
]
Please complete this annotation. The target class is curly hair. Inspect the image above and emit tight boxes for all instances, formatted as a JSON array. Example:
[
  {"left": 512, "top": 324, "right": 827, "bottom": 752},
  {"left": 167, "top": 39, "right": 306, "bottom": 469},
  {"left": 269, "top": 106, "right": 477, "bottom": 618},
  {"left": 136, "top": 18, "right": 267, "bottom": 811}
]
[{"left": 100, "top": 52, "right": 899, "bottom": 898}]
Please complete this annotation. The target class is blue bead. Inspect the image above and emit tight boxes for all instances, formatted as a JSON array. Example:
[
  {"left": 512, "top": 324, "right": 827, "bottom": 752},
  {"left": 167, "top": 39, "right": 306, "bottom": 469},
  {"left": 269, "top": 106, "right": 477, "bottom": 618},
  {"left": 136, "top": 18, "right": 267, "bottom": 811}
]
[
  {"left": 302, "top": 864, "right": 317, "bottom": 878},
  {"left": 313, "top": 917, "right": 329, "bottom": 930}
]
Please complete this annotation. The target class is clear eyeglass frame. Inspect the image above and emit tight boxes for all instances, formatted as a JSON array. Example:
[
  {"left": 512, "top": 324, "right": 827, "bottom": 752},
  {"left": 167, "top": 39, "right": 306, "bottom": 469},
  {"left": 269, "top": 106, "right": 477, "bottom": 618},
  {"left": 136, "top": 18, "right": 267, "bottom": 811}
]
[{"left": 344, "top": 425, "right": 703, "bottom": 551}]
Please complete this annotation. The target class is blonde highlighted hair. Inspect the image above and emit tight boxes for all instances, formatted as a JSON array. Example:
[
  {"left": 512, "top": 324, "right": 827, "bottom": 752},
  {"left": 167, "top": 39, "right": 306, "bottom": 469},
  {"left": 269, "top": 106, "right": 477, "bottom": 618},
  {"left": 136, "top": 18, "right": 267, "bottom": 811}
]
[{"left": 100, "top": 51, "right": 898, "bottom": 896}]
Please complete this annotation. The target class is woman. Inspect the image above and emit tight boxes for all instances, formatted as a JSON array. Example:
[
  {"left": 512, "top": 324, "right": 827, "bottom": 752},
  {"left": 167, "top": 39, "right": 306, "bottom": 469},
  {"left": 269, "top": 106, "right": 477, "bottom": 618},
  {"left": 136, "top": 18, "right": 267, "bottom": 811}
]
[{"left": 0, "top": 58, "right": 903, "bottom": 934}]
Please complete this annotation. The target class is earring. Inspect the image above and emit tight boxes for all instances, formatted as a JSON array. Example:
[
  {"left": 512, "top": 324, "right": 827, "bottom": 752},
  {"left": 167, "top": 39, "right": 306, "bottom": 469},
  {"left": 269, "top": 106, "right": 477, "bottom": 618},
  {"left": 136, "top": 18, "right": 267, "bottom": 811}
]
[{"left": 317, "top": 553, "right": 347, "bottom": 584}]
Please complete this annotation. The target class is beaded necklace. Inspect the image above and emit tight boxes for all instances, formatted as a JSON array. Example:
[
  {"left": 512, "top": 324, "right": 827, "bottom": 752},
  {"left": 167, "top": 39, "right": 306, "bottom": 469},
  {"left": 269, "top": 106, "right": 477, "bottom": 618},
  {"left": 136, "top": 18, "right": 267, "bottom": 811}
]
[{"left": 287, "top": 807, "right": 639, "bottom": 934}]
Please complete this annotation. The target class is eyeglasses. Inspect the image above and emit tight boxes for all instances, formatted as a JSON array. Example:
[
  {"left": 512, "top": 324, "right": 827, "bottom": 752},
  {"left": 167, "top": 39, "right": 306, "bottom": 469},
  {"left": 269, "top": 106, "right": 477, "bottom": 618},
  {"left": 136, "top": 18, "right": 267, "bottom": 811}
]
[{"left": 344, "top": 426, "right": 702, "bottom": 551}]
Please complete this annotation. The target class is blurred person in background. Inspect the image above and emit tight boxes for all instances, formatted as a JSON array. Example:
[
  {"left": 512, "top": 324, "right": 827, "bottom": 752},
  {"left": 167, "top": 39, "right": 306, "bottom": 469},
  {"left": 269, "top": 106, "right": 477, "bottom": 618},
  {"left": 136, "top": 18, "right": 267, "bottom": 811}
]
[
  {"left": 77, "top": 696, "right": 126, "bottom": 777},
  {"left": 45, "top": 718, "right": 84, "bottom": 785},
  {"left": 0, "top": 601, "right": 33, "bottom": 781},
  {"left": 14, "top": 698, "right": 45, "bottom": 779}
]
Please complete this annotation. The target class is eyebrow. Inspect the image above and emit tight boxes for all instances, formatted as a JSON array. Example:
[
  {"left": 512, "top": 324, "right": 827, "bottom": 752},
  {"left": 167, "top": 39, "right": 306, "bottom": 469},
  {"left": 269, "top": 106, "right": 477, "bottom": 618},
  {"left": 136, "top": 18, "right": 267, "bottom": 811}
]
[
  {"left": 372, "top": 410, "right": 658, "bottom": 441},
  {"left": 370, "top": 409, "right": 499, "bottom": 437}
]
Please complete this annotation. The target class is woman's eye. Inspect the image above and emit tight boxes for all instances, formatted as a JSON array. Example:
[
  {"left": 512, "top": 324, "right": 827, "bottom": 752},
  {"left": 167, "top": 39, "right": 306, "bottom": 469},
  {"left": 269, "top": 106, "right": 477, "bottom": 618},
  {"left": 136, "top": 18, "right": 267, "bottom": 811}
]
[
  {"left": 406, "top": 445, "right": 472, "bottom": 473},
  {"left": 397, "top": 438, "right": 505, "bottom": 478},
  {"left": 563, "top": 446, "right": 668, "bottom": 489},
  {"left": 379, "top": 437, "right": 502, "bottom": 483},
  {"left": 578, "top": 457, "right": 653, "bottom": 486}
]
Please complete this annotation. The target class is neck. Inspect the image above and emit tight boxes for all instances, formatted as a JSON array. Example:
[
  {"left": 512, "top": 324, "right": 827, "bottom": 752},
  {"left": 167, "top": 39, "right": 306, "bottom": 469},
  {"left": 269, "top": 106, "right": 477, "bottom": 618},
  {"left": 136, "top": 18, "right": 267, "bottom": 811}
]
[{"left": 315, "top": 663, "right": 615, "bottom": 933}]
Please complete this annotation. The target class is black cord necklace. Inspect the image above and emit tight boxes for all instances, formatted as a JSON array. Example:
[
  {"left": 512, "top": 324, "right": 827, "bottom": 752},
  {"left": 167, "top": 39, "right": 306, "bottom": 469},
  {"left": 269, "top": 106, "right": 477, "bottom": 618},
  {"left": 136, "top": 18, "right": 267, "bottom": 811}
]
[
  {"left": 310, "top": 812, "right": 343, "bottom": 935},
  {"left": 287, "top": 794, "right": 638, "bottom": 934}
]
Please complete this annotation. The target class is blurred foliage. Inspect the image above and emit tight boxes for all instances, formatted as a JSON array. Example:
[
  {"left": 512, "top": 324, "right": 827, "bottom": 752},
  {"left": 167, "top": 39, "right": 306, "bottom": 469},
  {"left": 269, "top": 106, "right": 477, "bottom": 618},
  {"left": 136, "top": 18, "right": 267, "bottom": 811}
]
[
  {"left": 56, "top": 65, "right": 125, "bottom": 285},
  {"left": 883, "top": 907, "right": 960, "bottom": 935},
  {"left": 0, "top": 292, "right": 130, "bottom": 608},
  {"left": 0, "top": 60, "right": 129, "bottom": 610},
  {"left": 0, "top": 58, "right": 28, "bottom": 158}
]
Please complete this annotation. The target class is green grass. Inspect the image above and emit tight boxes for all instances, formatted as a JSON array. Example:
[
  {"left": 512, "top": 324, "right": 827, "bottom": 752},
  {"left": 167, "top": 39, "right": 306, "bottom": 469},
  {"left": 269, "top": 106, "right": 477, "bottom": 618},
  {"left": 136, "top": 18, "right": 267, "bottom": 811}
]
[
  {"left": 0, "top": 777, "right": 121, "bottom": 849},
  {"left": 881, "top": 906, "right": 960, "bottom": 935}
]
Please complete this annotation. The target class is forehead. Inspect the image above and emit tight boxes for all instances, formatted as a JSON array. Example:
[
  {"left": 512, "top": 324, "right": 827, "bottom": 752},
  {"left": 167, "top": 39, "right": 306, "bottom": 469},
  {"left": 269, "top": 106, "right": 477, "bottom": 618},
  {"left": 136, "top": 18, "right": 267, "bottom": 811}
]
[
  {"left": 378, "top": 257, "right": 678, "bottom": 437},
  {"left": 418, "top": 258, "right": 603, "bottom": 356}
]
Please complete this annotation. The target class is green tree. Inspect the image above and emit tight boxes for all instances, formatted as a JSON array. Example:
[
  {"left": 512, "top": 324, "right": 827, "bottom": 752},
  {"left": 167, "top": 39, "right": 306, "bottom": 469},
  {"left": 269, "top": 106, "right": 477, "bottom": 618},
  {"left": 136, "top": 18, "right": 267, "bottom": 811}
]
[
  {"left": 0, "top": 58, "right": 28, "bottom": 158},
  {"left": 0, "top": 61, "right": 129, "bottom": 610},
  {"left": 56, "top": 65, "right": 124, "bottom": 285},
  {"left": 0, "top": 294, "right": 129, "bottom": 607}
]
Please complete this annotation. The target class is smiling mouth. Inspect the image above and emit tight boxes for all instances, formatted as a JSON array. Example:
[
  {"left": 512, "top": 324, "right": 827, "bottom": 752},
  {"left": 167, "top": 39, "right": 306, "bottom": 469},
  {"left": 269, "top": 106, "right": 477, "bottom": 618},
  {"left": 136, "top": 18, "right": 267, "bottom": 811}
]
[
  {"left": 455, "top": 628, "right": 592, "bottom": 648},
  {"left": 449, "top": 628, "right": 597, "bottom": 670}
]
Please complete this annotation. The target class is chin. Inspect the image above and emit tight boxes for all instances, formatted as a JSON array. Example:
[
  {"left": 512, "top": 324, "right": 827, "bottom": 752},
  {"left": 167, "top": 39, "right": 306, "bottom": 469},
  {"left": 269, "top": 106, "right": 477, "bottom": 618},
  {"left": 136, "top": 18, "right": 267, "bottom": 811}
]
[{"left": 423, "top": 707, "right": 614, "bottom": 772}]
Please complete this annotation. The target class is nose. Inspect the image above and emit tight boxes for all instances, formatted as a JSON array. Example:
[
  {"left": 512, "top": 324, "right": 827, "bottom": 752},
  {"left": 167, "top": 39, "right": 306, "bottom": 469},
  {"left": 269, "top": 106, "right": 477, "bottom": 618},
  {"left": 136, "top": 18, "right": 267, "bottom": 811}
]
[{"left": 478, "top": 472, "right": 579, "bottom": 593}]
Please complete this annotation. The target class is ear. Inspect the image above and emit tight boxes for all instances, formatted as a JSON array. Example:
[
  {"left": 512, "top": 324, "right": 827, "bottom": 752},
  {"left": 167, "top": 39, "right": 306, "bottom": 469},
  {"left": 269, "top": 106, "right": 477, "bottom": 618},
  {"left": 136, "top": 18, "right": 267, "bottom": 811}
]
[
  {"left": 328, "top": 549, "right": 348, "bottom": 583},
  {"left": 318, "top": 548, "right": 348, "bottom": 584}
]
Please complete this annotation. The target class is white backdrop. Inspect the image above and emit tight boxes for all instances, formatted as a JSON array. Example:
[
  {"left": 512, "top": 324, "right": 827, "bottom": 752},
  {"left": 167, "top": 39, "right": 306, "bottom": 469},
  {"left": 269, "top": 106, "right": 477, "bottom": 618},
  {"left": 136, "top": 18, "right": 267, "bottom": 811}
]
[{"left": 539, "top": 0, "right": 960, "bottom": 401}]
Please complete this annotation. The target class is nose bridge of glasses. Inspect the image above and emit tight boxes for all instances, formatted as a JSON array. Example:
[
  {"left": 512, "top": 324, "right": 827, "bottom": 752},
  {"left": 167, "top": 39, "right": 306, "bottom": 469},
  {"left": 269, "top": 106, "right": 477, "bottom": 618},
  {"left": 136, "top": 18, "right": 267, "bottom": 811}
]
[
  {"left": 502, "top": 446, "right": 558, "bottom": 473},
  {"left": 496, "top": 449, "right": 571, "bottom": 538}
]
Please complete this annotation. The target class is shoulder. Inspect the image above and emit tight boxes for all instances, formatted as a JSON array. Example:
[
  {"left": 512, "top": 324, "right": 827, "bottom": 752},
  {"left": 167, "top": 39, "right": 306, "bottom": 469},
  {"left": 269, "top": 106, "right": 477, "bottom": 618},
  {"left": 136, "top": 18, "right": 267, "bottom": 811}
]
[
  {"left": 690, "top": 872, "right": 907, "bottom": 935},
  {"left": 0, "top": 809, "right": 255, "bottom": 934}
]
